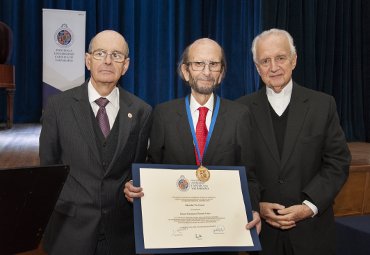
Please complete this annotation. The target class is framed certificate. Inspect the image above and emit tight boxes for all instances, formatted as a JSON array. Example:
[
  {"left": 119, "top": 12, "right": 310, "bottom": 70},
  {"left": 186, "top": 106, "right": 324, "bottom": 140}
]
[{"left": 132, "top": 163, "right": 261, "bottom": 254}]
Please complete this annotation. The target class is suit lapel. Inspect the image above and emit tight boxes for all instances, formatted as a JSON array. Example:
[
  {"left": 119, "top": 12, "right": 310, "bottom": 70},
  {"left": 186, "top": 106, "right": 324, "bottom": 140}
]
[
  {"left": 106, "top": 88, "right": 133, "bottom": 174},
  {"left": 176, "top": 99, "right": 196, "bottom": 164},
  {"left": 203, "top": 97, "right": 225, "bottom": 165},
  {"left": 71, "top": 83, "right": 101, "bottom": 162},
  {"left": 251, "top": 88, "right": 281, "bottom": 165},
  {"left": 280, "top": 83, "right": 309, "bottom": 169}
]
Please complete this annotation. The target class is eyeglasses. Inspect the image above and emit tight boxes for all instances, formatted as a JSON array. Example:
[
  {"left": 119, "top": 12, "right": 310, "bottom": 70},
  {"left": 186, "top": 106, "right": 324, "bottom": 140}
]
[
  {"left": 90, "top": 49, "right": 126, "bottom": 63},
  {"left": 257, "top": 55, "right": 288, "bottom": 68},
  {"left": 187, "top": 61, "right": 222, "bottom": 72}
]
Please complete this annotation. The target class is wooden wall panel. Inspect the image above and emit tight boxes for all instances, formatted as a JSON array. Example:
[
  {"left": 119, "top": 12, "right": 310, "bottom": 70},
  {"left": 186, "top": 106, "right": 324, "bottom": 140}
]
[{"left": 334, "top": 143, "right": 370, "bottom": 216}]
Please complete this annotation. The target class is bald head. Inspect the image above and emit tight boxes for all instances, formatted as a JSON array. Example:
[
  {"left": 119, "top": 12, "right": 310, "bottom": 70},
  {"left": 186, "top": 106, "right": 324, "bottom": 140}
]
[
  {"left": 85, "top": 30, "right": 130, "bottom": 96},
  {"left": 88, "top": 30, "right": 129, "bottom": 57},
  {"left": 189, "top": 38, "right": 222, "bottom": 53},
  {"left": 177, "top": 38, "right": 227, "bottom": 80}
]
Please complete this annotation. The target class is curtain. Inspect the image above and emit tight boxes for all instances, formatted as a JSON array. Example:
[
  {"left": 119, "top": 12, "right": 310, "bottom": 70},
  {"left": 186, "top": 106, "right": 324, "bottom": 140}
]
[
  {"left": 261, "top": 0, "right": 369, "bottom": 141},
  {"left": 2, "top": 0, "right": 368, "bottom": 142},
  {"left": 0, "top": 0, "right": 260, "bottom": 122},
  {"left": 362, "top": 0, "right": 370, "bottom": 142}
]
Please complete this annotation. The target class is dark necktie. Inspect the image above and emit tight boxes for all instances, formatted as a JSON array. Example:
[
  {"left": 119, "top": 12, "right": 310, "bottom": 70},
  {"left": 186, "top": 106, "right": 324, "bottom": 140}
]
[
  {"left": 95, "top": 97, "right": 110, "bottom": 138},
  {"left": 195, "top": 107, "right": 208, "bottom": 165}
]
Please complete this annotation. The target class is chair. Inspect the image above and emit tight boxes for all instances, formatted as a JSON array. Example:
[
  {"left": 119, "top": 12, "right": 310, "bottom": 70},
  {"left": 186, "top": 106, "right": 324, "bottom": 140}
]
[{"left": 0, "top": 21, "right": 15, "bottom": 129}]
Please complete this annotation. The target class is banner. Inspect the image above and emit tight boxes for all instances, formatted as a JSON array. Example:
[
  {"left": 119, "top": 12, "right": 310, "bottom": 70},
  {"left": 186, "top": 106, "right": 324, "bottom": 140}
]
[{"left": 42, "top": 9, "right": 86, "bottom": 106}]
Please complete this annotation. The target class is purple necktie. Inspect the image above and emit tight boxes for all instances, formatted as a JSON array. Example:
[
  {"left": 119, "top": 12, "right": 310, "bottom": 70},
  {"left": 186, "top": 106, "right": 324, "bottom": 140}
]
[{"left": 95, "top": 97, "right": 110, "bottom": 138}]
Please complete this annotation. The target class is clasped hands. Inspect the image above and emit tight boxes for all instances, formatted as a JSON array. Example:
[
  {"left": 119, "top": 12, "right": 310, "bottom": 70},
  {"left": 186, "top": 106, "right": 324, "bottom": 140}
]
[
  {"left": 259, "top": 202, "right": 314, "bottom": 230},
  {"left": 124, "top": 180, "right": 262, "bottom": 234}
]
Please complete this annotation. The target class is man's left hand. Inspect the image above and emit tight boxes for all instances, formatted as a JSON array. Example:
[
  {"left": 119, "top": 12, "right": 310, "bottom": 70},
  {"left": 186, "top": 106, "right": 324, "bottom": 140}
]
[
  {"left": 246, "top": 211, "right": 262, "bottom": 234},
  {"left": 276, "top": 204, "right": 314, "bottom": 224}
]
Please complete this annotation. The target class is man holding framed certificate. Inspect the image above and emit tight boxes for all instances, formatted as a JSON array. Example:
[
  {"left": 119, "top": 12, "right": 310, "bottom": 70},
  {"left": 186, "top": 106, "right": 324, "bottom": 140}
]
[{"left": 125, "top": 38, "right": 261, "bottom": 254}]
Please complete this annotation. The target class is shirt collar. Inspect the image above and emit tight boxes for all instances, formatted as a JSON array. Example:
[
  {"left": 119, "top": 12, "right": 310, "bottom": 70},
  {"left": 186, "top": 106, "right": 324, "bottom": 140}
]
[
  {"left": 190, "top": 93, "right": 214, "bottom": 113},
  {"left": 88, "top": 80, "right": 120, "bottom": 109},
  {"left": 266, "top": 79, "right": 293, "bottom": 98}
]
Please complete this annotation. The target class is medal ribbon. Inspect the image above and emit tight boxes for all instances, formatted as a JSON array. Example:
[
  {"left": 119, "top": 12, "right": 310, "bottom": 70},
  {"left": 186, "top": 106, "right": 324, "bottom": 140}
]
[{"left": 185, "top": 95, "right": 220, "bottom": 165}]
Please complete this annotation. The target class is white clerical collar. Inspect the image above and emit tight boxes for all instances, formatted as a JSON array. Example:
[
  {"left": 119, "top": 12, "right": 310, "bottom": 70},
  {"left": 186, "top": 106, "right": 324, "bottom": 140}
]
[
  {"left": 266, "top": 79, "right": 293, "bottom": 97},
  {"left": 266, "top": 80, "right": 293, "bottom": 116}
]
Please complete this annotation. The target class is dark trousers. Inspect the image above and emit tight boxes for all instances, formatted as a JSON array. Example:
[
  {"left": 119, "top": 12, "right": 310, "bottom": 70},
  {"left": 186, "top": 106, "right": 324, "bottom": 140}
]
[
  {"left": 94, "top": 234, "right": 111, "bottom": 255},
  {"left": 260, "top": 230, "right": 294, "bottom": 255}
]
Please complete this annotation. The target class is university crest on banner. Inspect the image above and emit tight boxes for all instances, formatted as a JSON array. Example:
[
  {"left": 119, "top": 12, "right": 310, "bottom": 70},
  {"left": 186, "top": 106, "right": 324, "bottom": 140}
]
[{"left": 42, "top": 9, "right": 86, "bottom": 107}]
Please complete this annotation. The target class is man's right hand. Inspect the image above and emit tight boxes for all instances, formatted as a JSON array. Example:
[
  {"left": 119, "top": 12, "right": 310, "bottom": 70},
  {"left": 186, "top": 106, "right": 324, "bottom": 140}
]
[
  {"left": 124, "top": 180, "right": 144, "bottom": 203},
  {"left": 259, "top": 202, "right": 296, "bottom": 230}
]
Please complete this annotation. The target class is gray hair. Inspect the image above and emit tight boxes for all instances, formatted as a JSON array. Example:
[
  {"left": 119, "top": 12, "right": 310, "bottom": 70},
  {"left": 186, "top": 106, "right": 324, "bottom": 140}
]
[{"left": 251, "top": 28, "right": 296, "bottom": 63}]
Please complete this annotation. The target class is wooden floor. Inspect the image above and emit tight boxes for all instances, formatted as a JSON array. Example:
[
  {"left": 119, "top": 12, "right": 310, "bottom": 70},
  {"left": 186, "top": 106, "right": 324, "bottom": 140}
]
[
  {"left": 0, "top": 124, "right": 46, "bottom": 255},
  {"left": 0, "top": 123, "right": 40, "bottom": 169}
]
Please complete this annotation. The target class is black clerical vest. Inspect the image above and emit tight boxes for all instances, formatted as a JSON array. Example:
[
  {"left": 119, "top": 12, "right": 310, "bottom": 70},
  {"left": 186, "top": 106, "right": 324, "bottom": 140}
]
[{"left": 269, "top": 103, "right": 289, "bottom": 158}]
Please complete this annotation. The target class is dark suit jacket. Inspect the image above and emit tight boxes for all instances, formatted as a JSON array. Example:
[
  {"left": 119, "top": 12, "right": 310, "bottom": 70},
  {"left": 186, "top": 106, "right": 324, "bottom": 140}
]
[
  {"left": 39, "top": 81, "right": 152, "bottom": 255},
  {"left": 148, "top": 96, "right": 258, "bottom": 208},
  {"left": 147, "top": 96, "right": 258, "bottom": 255},
  {"left": 237, "top": 82, "right": 351, "bottom": 255}
]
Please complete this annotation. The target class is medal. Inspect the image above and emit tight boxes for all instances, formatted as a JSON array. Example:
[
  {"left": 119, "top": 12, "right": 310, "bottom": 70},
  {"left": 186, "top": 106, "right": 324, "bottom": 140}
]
[
  {"left": 185, "top": 95, "right": 220, "bottom": 183},
  {"left": 196, "top": 165, "right": 210, "bottom": 182}
]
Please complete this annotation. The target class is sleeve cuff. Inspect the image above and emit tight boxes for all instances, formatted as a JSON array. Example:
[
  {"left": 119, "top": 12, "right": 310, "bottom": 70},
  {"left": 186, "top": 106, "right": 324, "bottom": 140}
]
[{"left": 303, "top": 200, "right": 318, "bottom": 217}]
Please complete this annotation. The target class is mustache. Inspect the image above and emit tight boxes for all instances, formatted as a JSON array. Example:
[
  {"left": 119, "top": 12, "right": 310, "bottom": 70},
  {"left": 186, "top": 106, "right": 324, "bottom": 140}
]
[
  {"left": 189, "top": 79, "right": 220, "bottom": 95},
  {"left": 197, "top": 77, "right": 215, "bottom": 82}
]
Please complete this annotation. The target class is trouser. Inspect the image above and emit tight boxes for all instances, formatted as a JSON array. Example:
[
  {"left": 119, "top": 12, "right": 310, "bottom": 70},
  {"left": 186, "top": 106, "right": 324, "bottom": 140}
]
[{"left": 94, "top": 234, "right": 111, "bottom": 255}]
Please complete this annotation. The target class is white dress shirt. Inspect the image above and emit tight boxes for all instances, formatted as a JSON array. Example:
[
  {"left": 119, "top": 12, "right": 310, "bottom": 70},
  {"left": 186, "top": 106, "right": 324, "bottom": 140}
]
[
  {"left": 88, "top": 81, "right": 120, "bottom": 130},
  {"left": 189, "top": 93, "right": 214, "bottom": 130}
]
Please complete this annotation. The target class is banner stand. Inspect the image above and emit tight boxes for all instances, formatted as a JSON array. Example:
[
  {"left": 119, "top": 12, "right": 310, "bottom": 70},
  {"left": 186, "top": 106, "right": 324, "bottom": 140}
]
[{"left": 42, "top": 9, "right": 86, "bottom": 106}]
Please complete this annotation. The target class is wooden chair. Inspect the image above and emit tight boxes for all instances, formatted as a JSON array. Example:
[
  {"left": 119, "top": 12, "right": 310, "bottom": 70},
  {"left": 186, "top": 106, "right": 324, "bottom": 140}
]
[{"left": 0, "top": 21, "right": 15, "bottom": 129}]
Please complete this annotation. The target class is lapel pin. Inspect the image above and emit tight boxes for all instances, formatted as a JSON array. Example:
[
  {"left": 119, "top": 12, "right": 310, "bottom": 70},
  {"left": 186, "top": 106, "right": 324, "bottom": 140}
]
[{"left": 128, "top": 113, "right": 133, "bottom": 118}]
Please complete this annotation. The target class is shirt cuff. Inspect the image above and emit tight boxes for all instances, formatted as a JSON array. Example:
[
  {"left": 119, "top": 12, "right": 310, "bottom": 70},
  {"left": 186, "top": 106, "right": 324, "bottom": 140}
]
[{"left": 303, "top": 200, "right": 318, "bottom": 217}]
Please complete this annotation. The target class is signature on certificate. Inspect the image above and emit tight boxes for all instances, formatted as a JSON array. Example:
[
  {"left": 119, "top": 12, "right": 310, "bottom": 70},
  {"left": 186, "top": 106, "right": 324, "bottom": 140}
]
[
  {"left": 213, "top": 225, "right": 225, "bottom": 234},
  {"left": 195, "top": 234, "right": 203, "bottom": 240}
]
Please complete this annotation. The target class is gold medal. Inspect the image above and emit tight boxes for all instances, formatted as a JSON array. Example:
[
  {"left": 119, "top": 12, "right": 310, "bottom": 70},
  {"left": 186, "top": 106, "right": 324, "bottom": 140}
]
[{"left": 196, "top": 165, "right": 210, "bottom": 182}]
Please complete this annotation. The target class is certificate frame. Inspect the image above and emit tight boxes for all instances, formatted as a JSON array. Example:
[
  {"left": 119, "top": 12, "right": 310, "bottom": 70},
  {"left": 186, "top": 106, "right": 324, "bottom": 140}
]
[{"left": 132, "top": 163, "right": 261, "bottom": 254}]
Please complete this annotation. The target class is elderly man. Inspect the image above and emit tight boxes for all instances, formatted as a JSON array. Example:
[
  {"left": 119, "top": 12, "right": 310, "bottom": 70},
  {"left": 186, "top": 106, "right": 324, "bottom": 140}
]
[
  {"left": 237, "top": 28, "right": 351, "bottom": 255},
  {"left": 125, "top": 38, "right": 261, "bottom": 255},
  {"left": 40, "top": 30, "right": 152, "bottom": 255}
]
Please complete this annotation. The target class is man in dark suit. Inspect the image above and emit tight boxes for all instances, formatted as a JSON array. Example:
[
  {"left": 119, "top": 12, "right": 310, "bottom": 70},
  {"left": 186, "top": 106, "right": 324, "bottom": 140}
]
[
  {"left": 237, "top": 28, "right": 351, "bottom": 255},
  {"left": 39, "top": 30, "right": 152, "bottom": 255},
  {"left": 124, "top": 38, "right": 261, "bottom": 253}
]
